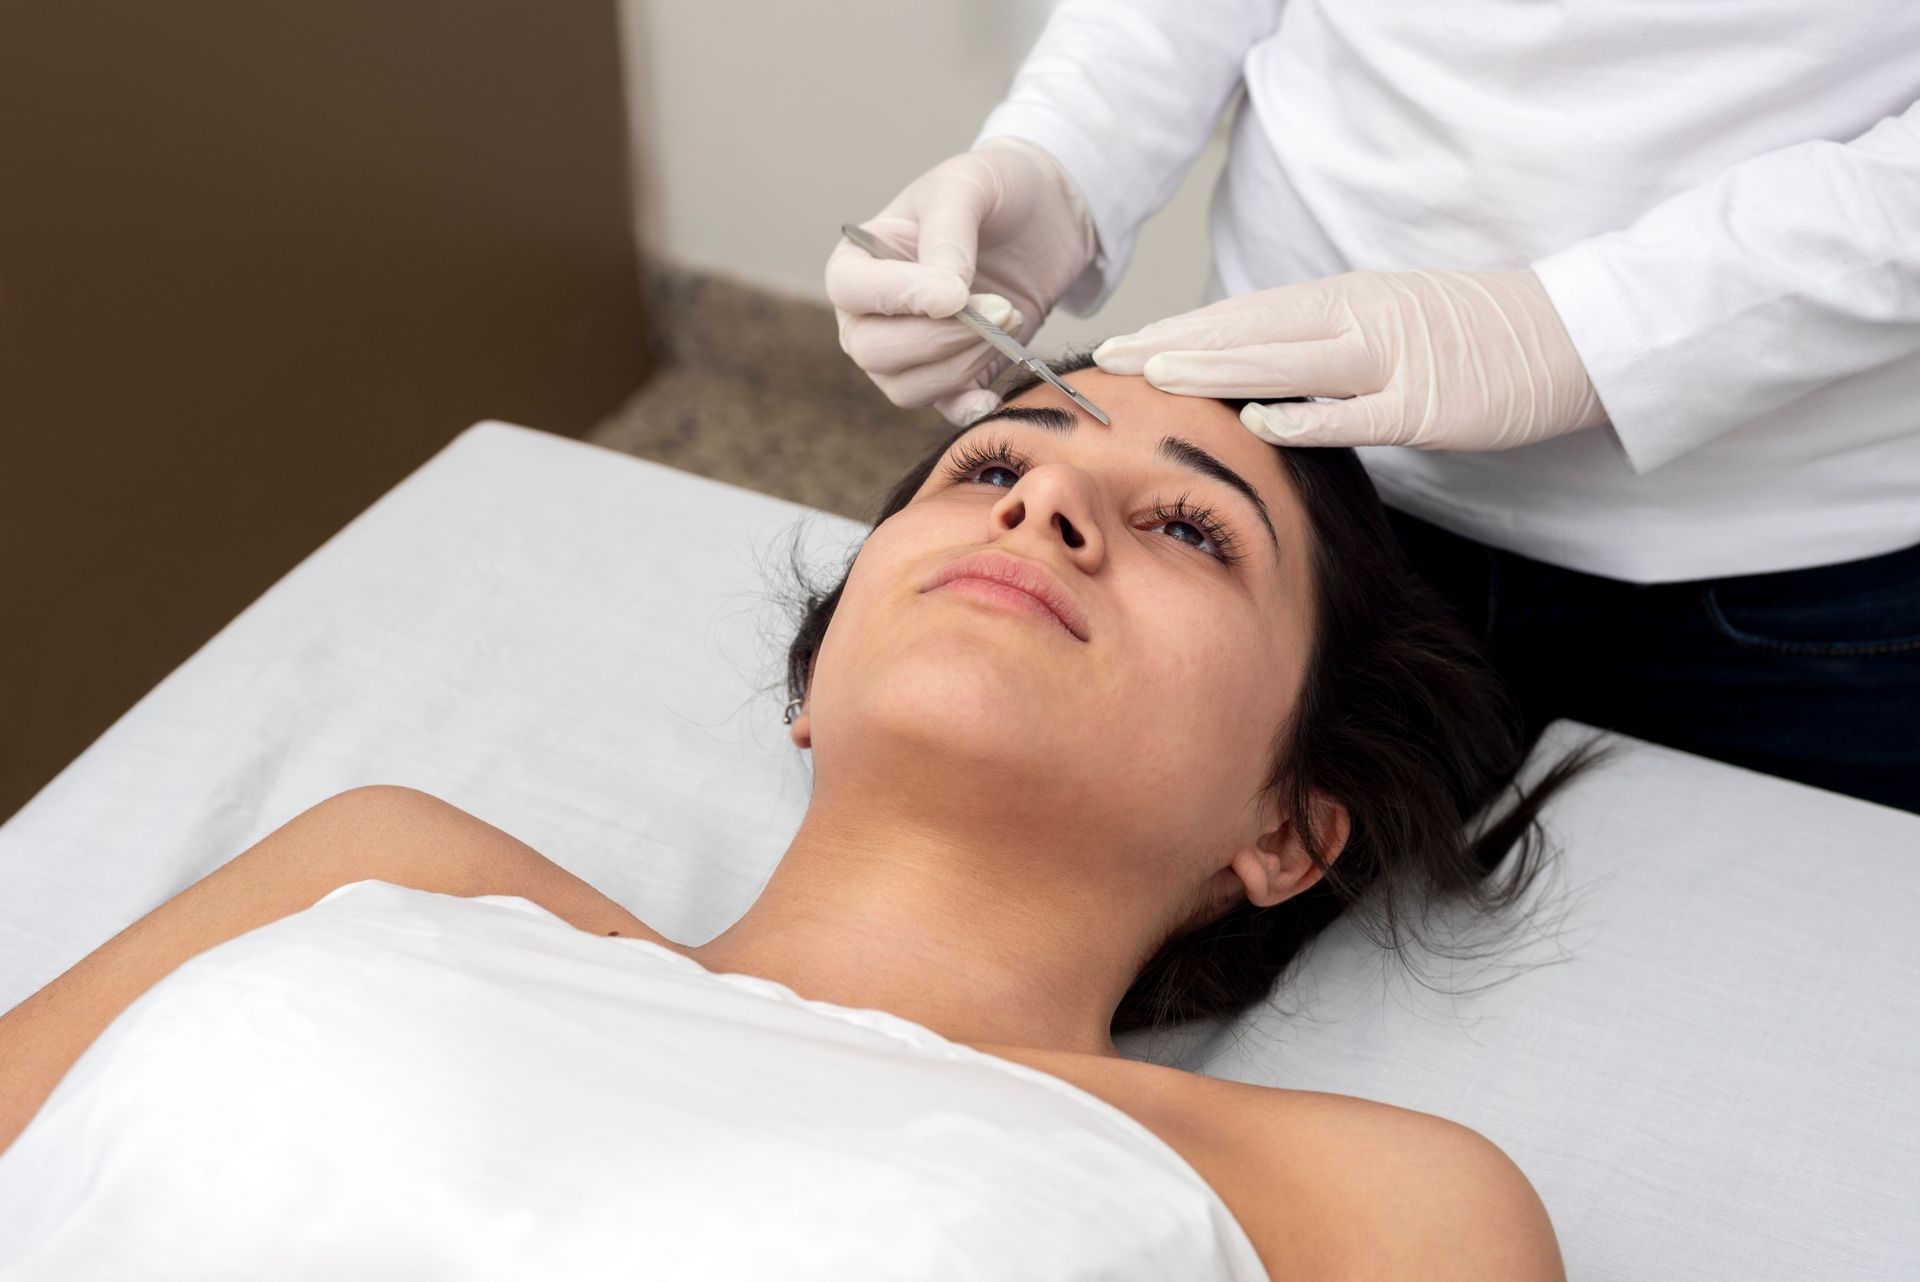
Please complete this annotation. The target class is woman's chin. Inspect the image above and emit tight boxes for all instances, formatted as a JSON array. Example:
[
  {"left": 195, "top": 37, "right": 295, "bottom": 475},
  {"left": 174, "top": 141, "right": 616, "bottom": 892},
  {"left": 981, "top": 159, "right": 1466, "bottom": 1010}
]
[{"left": 836, "top": 671, "right": 1078, "bottom": 773}]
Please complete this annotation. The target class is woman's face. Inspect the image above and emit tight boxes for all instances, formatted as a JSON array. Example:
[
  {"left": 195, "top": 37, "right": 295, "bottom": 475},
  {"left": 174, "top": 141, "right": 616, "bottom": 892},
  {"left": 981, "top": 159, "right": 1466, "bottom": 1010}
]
[{"left": 801, "top": 369, "right": 1318, "bottom": 872}]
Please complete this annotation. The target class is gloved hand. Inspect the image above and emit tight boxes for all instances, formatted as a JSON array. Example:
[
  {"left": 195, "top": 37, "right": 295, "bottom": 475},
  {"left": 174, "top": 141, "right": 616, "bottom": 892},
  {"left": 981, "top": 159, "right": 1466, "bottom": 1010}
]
[
  {"left": 826, "top": 136, "right": 1098, "bottom": 426},
  {"left": 1093, "top": 269, "right": 1609, "bottom": 451}
]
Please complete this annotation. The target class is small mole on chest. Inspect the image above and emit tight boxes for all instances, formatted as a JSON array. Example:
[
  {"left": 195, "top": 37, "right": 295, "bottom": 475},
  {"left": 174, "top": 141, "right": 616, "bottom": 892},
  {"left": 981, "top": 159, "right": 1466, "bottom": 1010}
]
[{"left": 607, "top": 931, "right": 621, "bottom": 936}]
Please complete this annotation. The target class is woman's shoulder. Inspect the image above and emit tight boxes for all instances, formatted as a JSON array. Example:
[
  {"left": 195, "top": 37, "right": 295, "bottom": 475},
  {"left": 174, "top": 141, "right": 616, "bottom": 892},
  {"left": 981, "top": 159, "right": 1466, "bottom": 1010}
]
[
  {"left": 1162, "top": 1068, "right": 1566, "bottom": 1282},
  {"left": 318, "top": 785, "right": 666, "bottom": 946},
  {"left": 966, "top": 1045, "right": 1556, "bottom": 1280}
]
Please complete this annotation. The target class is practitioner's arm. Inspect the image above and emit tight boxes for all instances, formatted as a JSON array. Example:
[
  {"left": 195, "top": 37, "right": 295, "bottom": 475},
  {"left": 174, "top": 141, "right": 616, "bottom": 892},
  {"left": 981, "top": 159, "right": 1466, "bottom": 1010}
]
[
  {"left": 972, "top": 0, "right": 1286, "bottom": 314},
  {"left": 1530, "top": 94, "right": 1920, "bottom": 473},
  {"left": 0, "top": 785, "right": 646, "bottom": 1156}
]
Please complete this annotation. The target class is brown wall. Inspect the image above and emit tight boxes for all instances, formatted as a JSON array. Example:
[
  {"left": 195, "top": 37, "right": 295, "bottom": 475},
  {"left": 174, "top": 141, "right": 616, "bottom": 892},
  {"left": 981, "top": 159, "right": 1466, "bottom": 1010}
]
[{"left": 0, "top": 2, "right": 652, "bottom": 823}]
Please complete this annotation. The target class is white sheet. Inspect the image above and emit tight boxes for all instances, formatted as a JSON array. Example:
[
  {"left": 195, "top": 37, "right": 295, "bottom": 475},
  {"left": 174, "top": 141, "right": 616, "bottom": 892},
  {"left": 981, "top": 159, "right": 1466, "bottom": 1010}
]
[
  {"left": 3, "top": 421, "right": 1916, "bottom": 1278},
  {"left": 1, "top": 880, "right": 1269, "bottom": 1281}
]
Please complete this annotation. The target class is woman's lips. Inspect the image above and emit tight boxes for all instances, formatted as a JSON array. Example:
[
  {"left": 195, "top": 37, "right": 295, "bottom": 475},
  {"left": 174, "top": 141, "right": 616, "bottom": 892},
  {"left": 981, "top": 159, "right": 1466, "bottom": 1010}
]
[
  {"left": 925, "top": 550, "right": 1091, "bottom": 642},
  {"left": 932, "top": 578, "right": 1080, "bottom": 637}
]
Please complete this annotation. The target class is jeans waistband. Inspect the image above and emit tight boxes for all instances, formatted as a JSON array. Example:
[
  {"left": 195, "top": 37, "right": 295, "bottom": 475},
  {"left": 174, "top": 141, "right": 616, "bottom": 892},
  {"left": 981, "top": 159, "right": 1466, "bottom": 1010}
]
[{"left": 1387, "top": 505, "right": 1920, "bottom": 596}]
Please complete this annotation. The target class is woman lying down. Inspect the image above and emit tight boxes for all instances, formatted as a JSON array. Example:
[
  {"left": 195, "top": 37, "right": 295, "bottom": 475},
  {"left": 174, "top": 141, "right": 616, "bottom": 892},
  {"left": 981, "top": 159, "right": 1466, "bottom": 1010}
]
[{"left": 0, "top": 357, "right": 1608, "bottom": 1279}]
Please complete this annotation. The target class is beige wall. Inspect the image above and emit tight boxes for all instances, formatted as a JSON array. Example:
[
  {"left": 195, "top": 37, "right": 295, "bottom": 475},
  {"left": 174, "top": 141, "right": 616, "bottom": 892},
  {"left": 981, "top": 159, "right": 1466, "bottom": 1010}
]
[
  {"left": 0, "top": 1, "right": 649, "bottom": 824},
  {"left": 616, "top": 0, "right": 1229, "bottom": 350}
]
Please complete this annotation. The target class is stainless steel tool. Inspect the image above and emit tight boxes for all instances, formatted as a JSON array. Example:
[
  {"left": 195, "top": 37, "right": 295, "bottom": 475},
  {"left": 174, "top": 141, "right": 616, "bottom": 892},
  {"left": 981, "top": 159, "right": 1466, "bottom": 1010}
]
[{"left": 838, "top": 223, "right": 1112, "bottom": 425}]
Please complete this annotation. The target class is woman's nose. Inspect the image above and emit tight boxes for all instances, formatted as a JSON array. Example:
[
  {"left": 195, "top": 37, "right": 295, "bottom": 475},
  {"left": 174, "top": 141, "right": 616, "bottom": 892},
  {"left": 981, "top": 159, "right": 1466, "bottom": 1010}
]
[{"left": 986, "top": 465, "right": 1106, "bottom": 570}]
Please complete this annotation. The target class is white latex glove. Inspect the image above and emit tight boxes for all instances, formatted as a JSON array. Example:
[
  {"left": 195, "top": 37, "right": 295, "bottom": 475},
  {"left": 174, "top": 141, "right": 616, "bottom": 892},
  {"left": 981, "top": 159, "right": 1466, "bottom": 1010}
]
[
  {"left": 826, "top": 136, "right": 1098, "bottom": 426},
  {"left": 1094, "top": 269, "right": 1609, "bottom": 451}
]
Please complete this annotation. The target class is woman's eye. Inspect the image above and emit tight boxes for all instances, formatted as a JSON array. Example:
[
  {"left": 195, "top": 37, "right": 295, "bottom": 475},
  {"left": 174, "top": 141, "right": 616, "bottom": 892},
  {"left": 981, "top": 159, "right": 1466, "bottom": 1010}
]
[
  {"left": 1143, "top": 501, "right": 1242, "bottom": 566},
  {"left": 974, "top": 464, "right": 1021, "bottom": 488},
  {"left": 1146, "top": 514, "right": 1224, "bottom": 559},
  {"left": 1157, "top": 519, "right": 1210, "bottom": 551}
]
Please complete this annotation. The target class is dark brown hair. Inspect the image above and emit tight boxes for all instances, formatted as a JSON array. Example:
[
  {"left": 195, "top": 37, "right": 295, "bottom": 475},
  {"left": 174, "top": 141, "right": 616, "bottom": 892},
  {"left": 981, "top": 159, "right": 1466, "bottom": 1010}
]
[{"left": 784, "top": 350, "right": 1611, "bottom": 1037}]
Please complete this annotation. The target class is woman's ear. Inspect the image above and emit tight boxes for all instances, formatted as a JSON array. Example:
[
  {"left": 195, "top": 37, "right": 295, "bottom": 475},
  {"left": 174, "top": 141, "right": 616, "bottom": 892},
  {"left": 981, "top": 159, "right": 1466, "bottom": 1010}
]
[
  {"left": 788, "top": 701, "right": 811, "bottom": 750},
  {"left": 1229, "top": 789, "right": 1351, "bottom": 909}
]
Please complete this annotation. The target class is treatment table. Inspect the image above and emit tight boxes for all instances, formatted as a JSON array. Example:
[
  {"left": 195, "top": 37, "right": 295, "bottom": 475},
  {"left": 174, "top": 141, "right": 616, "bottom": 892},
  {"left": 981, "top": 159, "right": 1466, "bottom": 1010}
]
[{"left": 2, "top": 422, "right": 1915, "bottom": 1278}]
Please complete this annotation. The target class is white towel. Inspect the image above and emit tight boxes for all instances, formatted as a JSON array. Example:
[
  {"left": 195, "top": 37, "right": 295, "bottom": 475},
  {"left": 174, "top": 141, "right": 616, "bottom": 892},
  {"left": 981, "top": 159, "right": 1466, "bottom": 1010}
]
[{"left": 0, "top": 880, "right": 1270, "bottom": 1281}]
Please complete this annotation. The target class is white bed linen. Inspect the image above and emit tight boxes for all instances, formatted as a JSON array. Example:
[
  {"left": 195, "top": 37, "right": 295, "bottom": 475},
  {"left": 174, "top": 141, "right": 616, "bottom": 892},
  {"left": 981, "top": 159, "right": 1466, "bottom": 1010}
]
[
  {"left": 0, "top": 880, "right": 1270, "bottom": 1281},
  {"left": 2, "top": 422, "right": 1916, "bottom": 1278}
]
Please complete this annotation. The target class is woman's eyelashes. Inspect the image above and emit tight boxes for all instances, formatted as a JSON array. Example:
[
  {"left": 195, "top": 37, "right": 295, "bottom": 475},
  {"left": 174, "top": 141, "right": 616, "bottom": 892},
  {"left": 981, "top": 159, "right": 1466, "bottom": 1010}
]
[{"left": 939, "top": 436, "right": 1248, "bottom": 568}]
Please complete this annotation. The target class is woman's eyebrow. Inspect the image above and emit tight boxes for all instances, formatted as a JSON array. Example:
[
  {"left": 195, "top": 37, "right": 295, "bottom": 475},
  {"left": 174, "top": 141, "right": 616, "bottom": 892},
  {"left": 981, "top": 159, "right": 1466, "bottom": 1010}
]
[{"left": 967, "top": 404, "right": 1280, "bottom": 555}]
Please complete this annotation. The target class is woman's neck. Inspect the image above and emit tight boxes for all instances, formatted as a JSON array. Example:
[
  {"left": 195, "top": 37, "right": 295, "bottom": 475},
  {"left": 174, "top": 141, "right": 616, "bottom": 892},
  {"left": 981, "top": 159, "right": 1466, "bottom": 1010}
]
[{"left": 684, "top": 797, "right": 1171, "bottom": 1059}]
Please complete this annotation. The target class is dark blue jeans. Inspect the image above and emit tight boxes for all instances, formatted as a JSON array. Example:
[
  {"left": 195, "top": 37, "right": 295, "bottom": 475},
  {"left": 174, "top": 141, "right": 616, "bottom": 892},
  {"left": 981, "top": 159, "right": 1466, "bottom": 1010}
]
[{"left": 1384, "top": 505, "right": 1920, "bottom": 816}]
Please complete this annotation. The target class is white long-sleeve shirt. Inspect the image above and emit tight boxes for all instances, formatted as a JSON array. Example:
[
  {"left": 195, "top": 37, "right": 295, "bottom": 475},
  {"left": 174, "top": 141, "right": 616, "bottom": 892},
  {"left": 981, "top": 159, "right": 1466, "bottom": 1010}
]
[{"left": 973, "top": 0, "right": 1920, "bottom": 583}]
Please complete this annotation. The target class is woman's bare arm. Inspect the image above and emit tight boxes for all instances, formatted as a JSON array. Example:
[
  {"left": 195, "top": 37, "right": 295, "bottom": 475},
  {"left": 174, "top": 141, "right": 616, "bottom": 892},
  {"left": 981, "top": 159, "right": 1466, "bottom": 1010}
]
[{"left": 0, "top": 785, "right": 648, "bottom": 1155}]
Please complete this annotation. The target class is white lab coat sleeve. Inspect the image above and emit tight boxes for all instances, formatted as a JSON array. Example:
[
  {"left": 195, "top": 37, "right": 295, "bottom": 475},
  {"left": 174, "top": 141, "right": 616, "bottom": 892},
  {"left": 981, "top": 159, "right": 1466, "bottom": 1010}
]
[
  {"left": 1530, "top": 95, "right": 1920, "bottom": 475},
  {"left": 970, "top": 0, "right": 1287, "bottom": 316}
]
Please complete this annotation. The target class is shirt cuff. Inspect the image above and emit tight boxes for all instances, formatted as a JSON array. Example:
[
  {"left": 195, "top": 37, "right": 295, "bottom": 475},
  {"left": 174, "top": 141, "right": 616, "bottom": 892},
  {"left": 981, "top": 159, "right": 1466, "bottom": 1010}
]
[{"left": 1530, "top": 240, "right": 1695, "bottom": 475}]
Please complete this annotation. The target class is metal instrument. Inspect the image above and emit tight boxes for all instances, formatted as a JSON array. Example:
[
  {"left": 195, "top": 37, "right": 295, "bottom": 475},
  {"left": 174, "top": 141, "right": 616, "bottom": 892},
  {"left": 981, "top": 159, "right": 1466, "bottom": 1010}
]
[{"left": 838, "top": 223, "right": 1112, "bottom": 425}]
